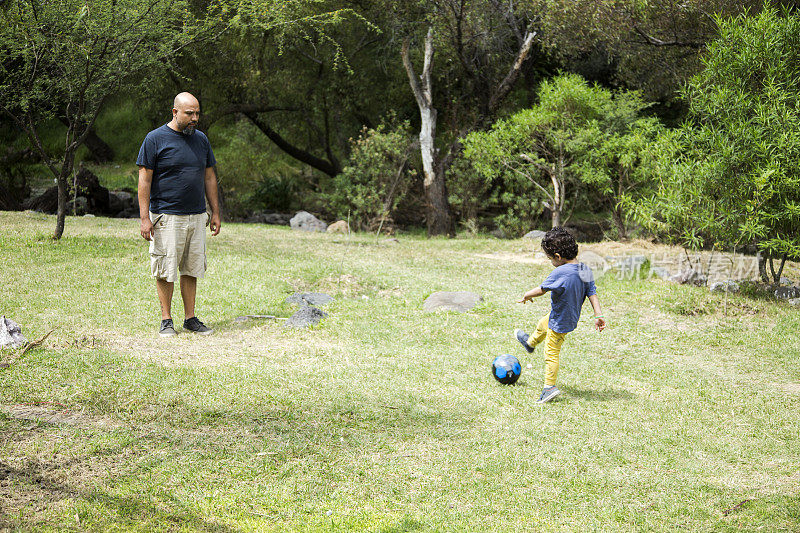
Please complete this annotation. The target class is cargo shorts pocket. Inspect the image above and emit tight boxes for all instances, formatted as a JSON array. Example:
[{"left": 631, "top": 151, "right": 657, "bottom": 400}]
[{"left": 149, "top": 215, "right": 169, "bottom": 279}]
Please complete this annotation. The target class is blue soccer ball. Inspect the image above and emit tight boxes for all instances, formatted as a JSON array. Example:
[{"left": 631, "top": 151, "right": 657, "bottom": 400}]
[{"left": 492, "top": 354, "right": 522, "bottom": 385}]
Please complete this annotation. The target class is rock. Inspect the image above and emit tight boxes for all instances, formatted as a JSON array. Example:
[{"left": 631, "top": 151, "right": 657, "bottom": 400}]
[
  {"left": 489, "top": 228, "right": 507, "bottom": 239},
  {"left": 264, "top": 213, "right": 292, "bottom": 225},
  {"left": 780, "top": 277, "right": 793, "bottom": 286},
  {"left": 109, "top": 191, "right": 135, "bottom": 215},
  {"left": 82, "top": 213, "right": 95, "bottom": 218},
  {"left": 24, "top": 166, "right": 110, "bottom": 215},
  {"left": 788, "top": 298, "right": 800, "bottom": 307},
  {"left": 668, "top": 269, "right": 707, "bottom": 286},
  {"left": 234, "top": 316, "right": 250, "bottom": 323},
  {"left": 709, "top": 280, "right": 740, "bottom": 293},
  {"left": 285, "top": 293, "right": 335, "bottom": 307},
  {"left": 523, "top": 230, "right": 546, "bottom": 240},
  {"left": 285, "top": 305, "right": 328, "bottom": 328},
  {"left": 0, "top": 316, "right": 27, "bottom": 348},
  {"left": 327, "top": 220, "right": 350, "bottom": 234},
  {"left": 650, "top": 266, "right": 671, "bottom": 280},
  {"left": 775, "top": 286, "right": 800, "bottom": 300},
  {"left": 290, "top": 211, "right": 327, "bottom": 232},
  {"left": 422, "top": 291, "right": 483, "bottom": 312},
  {"left": 74, "top": 196, "right": 89, "bottom": 215}
]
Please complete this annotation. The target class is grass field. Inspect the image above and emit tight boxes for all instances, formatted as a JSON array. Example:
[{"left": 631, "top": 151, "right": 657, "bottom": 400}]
[{"left": 1, "top": 211, "right": 799, "bottom": 532}]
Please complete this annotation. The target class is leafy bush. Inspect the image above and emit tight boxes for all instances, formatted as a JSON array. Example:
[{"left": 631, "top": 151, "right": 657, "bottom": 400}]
[
  {"left": 325, "top": 121, "right": 415, "bottom": 230},
  {"left": 631, "top": 8, "right": 800, "bottom": 281},
  {"left": 211, "top": 119, "right": 303, "bottom": 218},
  {"left": 463, "top": 73, "right": 661, "bottom": 237}
]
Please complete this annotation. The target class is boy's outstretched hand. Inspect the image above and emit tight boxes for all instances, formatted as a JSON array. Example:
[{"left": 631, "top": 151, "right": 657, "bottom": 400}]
[{"left": 595, "top": 316, "right": 606, "bottom": 331}]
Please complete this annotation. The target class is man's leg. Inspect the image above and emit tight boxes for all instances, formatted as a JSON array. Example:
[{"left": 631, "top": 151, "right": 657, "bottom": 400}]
[
  {"left": 180, "top": 275, "right": 197, "bottom": 319},
  {"left": 156, "top": 279, "right": 174, "bottom": 320}
]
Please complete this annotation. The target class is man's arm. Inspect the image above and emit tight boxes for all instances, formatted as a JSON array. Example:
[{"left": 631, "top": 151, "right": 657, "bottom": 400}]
[
  {"left": 204, "top": 166, "right": 221, "bottom": 236},
  {"left": 138, "top": 166, "right": 154, "bottom": 241},
  {"left": 518, "top": 286, "right": 546, "bottom": 303}
]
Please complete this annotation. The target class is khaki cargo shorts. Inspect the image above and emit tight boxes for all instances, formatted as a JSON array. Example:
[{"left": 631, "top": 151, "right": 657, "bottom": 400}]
[{"left": 149, "top": 212, "right": 208, "bottom": 282}]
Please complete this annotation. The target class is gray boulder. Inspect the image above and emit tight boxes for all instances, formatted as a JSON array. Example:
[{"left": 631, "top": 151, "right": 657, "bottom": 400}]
[
  {"left": 523, "top": 230, "right": 546, "bottom": 240},
  {"left": 775, "top": 286, "right": 800, "bottom": 300},
  {"left": 650, "top": 266, "right": 671, "bottom": 280},
  {"left": 422, "top": 291, "right": 483, "bottom": 312},
  {"left": 709, "top": 280, "right": 740, "bottom": 293},
  {"left": 788, "top": 298, "right": 800, "bottom": 307},
  {"left": 0, "top": 316, "right": 27, "bottom": 348},
  {"left": 669, "top": 269, "right": 708, "bottom": 286},
  {"left": 285, "top": 293, "right": 335, "bottom": 307},
  {"left": 780, "top": 277, "right": 793, "bottom": 286},
  {"left": 285, "top": 306, "right": 328, "bottom": 328},
  {"left": 489, "top": 228, "right": 507, "bottom": 239},
  {"left": 290, "top": 211, "right": 327, "bottom": 232}
]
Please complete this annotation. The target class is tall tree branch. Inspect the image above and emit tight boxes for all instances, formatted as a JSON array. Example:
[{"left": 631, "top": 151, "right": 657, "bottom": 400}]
[{"left": 245, "top": 112, "right": 341, "bottom": 177}]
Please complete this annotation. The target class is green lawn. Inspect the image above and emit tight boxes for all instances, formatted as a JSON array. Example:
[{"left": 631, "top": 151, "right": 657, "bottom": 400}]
[{"left": 1, "top": 211, "right": 798, "bottom": 532}]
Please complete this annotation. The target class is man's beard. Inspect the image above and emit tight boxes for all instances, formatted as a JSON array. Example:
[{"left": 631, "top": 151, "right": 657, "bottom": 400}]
[{"left": 182, "top": 124, "right": 196, "bottom": 136}]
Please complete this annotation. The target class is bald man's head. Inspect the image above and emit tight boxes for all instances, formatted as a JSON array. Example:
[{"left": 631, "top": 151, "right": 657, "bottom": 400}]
[{"left": 170, "top": 92, "right": 200, "bottom": 135}]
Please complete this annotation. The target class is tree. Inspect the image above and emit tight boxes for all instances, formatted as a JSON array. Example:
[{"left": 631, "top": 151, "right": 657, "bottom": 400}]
[
  {"left": 633, "top": 8, "right": 800, "bottom": 283},
  {"left": 0, "top": 0, "right": 197, "bottom": 239},
  {"left": 573, "top": 93, "right": 664, "bottom": 240},
  {"left": 464, "top": 74, "right": 625, "bottom": 232},
  {"left": 399, "top": 1, "right": 539, "bottom": 236},
  {"left": 535, "top": 0, "right": 762, "bottom": 100}
]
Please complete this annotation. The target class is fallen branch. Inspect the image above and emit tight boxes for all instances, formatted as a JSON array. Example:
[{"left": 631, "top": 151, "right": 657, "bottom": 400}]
[{"left": 0, "top": 328, "right": 57, "bottom": 370}]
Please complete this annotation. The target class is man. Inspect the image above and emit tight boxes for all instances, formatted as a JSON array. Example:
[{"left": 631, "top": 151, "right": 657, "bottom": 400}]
[{"left": 137, "top": 92, "right": 221, "bottom": 337}]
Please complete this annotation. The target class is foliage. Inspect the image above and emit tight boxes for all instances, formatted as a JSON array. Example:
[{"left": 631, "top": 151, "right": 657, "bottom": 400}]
[
  {"left": 633, "top": 8, "right": 800, "bottom": 279},
  {"left": 211, "top": 119, "right": 303, "bottom": 217},
  {"left": 464, "top": 73, "right": 658, "bottom": 235},
  {"left": 0, "top": 0, "right": 199, "bottom": 237},
  {"left": 572, "top": 91, "right": 664, "bottom": 239},
  {"left": 535, "top": 0, "right": 761, "bottom": 99},
  {"left": 324, "top": 120, "right": 416, "bottom": 230}
]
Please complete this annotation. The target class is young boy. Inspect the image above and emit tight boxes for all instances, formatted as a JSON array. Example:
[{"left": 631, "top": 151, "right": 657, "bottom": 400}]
[{"left": 514, "top": 227, "right": 606, "bottom": 403}]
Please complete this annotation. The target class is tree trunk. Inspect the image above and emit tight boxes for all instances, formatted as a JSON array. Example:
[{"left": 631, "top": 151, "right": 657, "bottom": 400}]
[
  {"left": 53, "top": 153, "right": 76, "bottom": 240},
  {"left": 551, "top": 208, "right": 561, "bottom": 228},
  {"left": 612, "top": 205, "right": 628, "bottom": 240},
  {"left": 402, "top": 28, "right": 454, "bottom": 237},
  {"left": 54, "top": 173, "right": 69, "bottom": 239}
]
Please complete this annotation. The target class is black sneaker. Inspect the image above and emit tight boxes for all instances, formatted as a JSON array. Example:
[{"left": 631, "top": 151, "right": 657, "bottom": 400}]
[
  {"left": 514, "top": 329, "right": 535, "bottom": 353},
  {"left": 159, "top": 319, "right": 177, "bottom": 337},
  {"left": 183, "top": 317, "right": 213, "bottom": 335}
]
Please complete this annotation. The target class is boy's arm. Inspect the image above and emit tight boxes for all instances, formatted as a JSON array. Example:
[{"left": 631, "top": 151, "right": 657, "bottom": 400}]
[
  {"left": 588, "top": 294, "right": 606, "bottom": 331},
  {"left": 518, "top": 286, "right": 546, "bottom": 304}
]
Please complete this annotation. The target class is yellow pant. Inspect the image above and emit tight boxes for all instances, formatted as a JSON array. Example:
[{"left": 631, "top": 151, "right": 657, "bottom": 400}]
[{"left": 527, "top": 314, "right": 567, "bottom": 386}]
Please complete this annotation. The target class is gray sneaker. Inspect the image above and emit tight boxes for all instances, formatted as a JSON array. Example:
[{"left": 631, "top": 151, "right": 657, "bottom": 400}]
[
  {"left": 159, "top": 319, "right": 177, "bottom": 337},
  {"left": 183, "top": 317, "right": 213, "bottom": 335},
  {"left": 537, "top": 386, "right": 561, "bottom": 404},
  {"left": 514, "top": 329, "right": 535, "bottom": 353}
]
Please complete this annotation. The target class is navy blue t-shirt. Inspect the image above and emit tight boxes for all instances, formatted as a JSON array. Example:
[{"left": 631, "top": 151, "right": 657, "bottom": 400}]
[
  {"left": 541, "top": 262, "right": 597, "bottom": 333},
  {"left": 136, "top": 124, "right": 216, "bottom": 215}
]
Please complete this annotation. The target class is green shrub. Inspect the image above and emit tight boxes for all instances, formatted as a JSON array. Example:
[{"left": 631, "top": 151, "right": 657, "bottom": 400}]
[{"left": 324, "top": 121, "right": 415, "bottom": 230}]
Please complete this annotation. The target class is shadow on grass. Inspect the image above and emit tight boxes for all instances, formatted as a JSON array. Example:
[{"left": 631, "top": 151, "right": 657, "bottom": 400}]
[
  {"left": 0, "top": 459, "right": 237, "bottom": 532},
  {"left": 559, "top": 385, "right": 634, "bottom": 401},
  {"left": 376, "top": 517, "right": 427, "bottom": 532}
]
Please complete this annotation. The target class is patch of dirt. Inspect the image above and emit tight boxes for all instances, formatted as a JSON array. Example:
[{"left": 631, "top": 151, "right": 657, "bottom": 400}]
[
  {"left": 286, "top": 273, "right": 369, "bottom": 298},
  {"left": 475, "top": 252, "right": 548, "bottom": 265},
  {"left": 106, "top": 326, "right": 346, "bottom": 368},
  {"left": 0, "top": 404, "right": 121, "bottom": 430},
  {"left": 773, "top": 383, "right": 800, "bottom": 395}
]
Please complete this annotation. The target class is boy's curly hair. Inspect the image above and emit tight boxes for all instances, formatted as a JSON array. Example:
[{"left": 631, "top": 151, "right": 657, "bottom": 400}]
[{"left": 541, "top": 227, "right": 578, "bottom": 260}]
